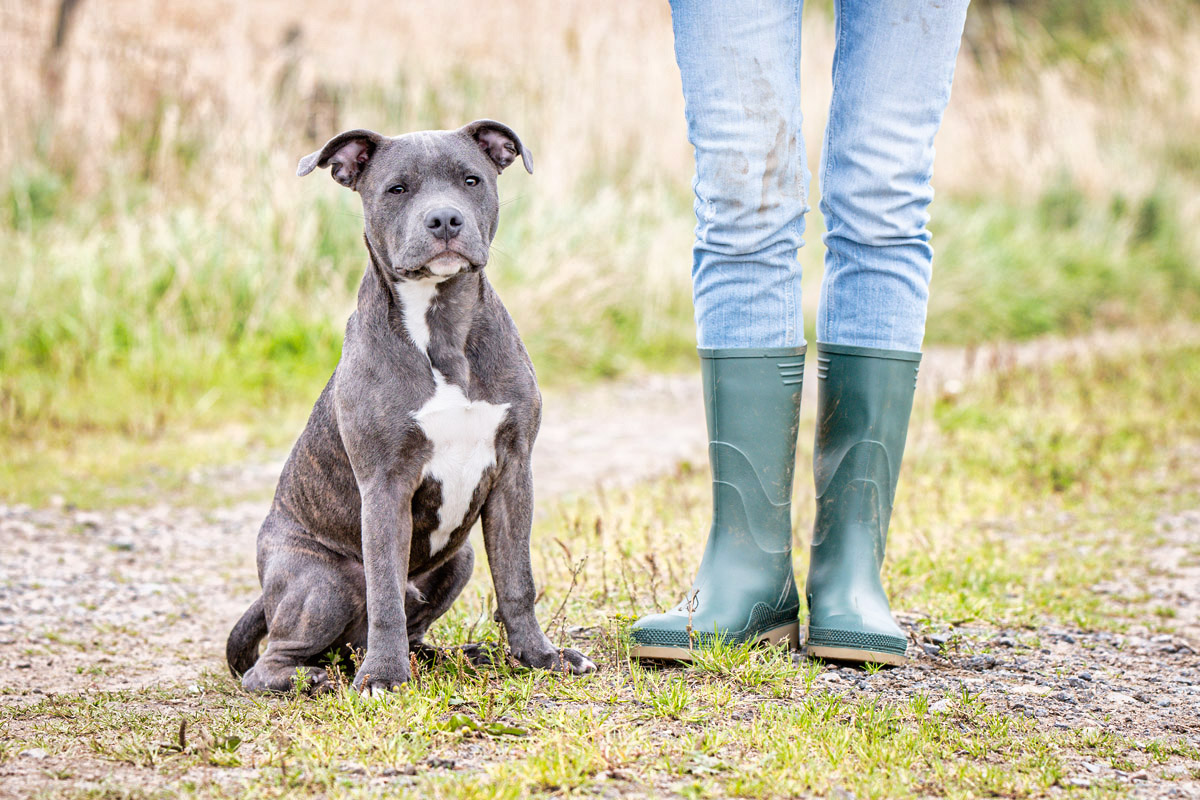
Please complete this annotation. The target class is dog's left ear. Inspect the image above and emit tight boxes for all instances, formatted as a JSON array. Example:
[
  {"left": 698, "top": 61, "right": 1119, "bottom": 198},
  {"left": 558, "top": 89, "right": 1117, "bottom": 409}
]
[
  {"left": 460, "top": 120, "right": 533, "bottom": 175},
  {"left": 297, "top": 129, "right": 385, "bottom": 189}
]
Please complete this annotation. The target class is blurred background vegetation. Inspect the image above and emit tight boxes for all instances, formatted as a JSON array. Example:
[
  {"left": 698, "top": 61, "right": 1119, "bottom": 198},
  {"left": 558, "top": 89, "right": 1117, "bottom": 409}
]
[{"left": 1, "top": 0, "right": 1198, "bottom": 500}]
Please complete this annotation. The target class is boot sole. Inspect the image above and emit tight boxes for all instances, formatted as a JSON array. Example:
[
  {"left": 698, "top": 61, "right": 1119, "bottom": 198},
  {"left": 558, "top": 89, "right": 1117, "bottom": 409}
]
[
  {"left": 630, "top": 621, "right": 799, "bottom": 661},
  {"left": 803, "top": 628, "right": 907, "bottom": 666}
]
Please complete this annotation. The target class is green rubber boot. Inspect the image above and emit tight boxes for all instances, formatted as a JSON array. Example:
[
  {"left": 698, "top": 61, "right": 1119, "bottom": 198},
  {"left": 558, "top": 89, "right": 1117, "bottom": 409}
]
[
  {"left": 804, "top": 343, "right": 920, "bottom": 665},
  {"left": 630, "top": 346, "right": 805, "bottom": 660}
]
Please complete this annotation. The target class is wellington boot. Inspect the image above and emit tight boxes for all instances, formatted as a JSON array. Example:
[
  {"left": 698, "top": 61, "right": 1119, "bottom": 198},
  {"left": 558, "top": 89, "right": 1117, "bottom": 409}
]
[
  {"left": 631, "top": 346, "right": 805, "bottom": 660},
  {"left": 804, "top": 343, "right": 920, "bottom": 665}
]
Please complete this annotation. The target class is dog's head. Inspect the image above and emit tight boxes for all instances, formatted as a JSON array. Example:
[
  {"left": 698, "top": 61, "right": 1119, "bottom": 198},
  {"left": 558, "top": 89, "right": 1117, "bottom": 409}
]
[{"left": 297, "top": 120, "right": 532, "bottom": 281}]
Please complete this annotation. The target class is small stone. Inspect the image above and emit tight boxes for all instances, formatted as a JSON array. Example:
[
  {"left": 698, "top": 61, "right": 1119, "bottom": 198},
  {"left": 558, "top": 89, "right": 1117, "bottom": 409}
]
[
  {"left": 929, "top": 699, "right": 952, "bottom": 713},
  {"left": 20, "top": 748, "right": 47, "bottom": 759},
  {"left": 1129, "top": 770, "right": 1149, "bottom": 782},
  {"left": 1133, "top": 692, "right": 1152, "bottom": 704},
  {"left": 1156, "top": 697, "right": 1171, "bottom": 707},
  {"left": 1052, "top": 692, "right": 1077, "bottom": 704},
  {"left": 963, "top": 654, "right": 997, "bottom": 670},
  {"left": 1078, "top": 672, "right": 1093, "bottom": 682},
  {"left": 381, "top": 766, "right": 417, "bottom": 777},
  {"left": 930, "top": 633, "right": 950, "bottom": 646},
  {"left": 920, "top": 643, "right": 940, "bottom": 657},
  {"left": 427, "top": 757, "right": 455, "bottom": 769}
]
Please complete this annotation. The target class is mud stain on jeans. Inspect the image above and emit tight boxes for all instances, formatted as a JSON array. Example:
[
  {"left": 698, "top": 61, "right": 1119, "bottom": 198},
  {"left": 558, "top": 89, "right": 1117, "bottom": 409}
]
[{"left": 744, "top": 61, "right": 802, "bottom": 219}]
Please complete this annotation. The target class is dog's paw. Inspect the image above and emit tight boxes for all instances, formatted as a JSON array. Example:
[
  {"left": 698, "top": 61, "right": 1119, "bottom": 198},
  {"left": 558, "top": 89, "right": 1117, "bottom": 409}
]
[
  {"left": 352, "top": 660, "right": 410, "bottom": 696},
  {"left": 242, "top": 664, "right": 332, "bottom": 695},
  {"left": 513, "top": 645, "right": 597, "bottom": 675},
  {"left": 558, "top": 647, "right": 598, "bottom": 675},
  {"left": 458, "top": 642, "right": 506, "bottom": 667}
]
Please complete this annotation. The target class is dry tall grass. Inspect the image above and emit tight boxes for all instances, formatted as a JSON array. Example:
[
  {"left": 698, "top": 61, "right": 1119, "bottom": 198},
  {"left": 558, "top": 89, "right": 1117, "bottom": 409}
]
[{"left": 7, "top": 1, "right": 1197, "bottom": 194}]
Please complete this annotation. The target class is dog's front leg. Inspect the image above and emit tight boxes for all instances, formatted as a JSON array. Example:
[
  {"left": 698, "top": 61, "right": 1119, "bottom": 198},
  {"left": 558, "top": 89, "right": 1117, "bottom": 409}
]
[
  {"left": 481, "top": 464, "right": 597, "bottom": 675},
  {"left": 354, "top": 476, "right": 416, "bottom": 694}
]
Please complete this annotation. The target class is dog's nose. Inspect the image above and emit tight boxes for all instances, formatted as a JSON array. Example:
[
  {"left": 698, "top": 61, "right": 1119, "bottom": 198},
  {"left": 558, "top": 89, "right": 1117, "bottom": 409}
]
[{"left": 424, "top": 207, "right": 464, "bottom": 241}]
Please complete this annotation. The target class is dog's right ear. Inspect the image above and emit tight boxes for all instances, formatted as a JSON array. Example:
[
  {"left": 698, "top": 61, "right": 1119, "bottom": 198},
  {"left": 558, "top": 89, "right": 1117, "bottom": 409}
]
[{"left": 297, "top": 129, "right": 384, "bottom": 189}]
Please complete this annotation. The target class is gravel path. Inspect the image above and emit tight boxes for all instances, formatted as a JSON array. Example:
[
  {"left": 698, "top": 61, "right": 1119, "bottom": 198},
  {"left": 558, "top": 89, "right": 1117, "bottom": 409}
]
[{"left": 0, "top": 503, "right": 1197, "bottom": 796}]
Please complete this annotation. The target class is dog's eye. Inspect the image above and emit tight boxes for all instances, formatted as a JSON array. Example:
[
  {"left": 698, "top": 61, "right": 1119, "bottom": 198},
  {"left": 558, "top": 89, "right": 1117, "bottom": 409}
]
[
  {"left": 388, "top": 184, "right": 407, "bottom": 195},
  {"left": 465, "top": 176, "right": 480, "bottom": 187}
]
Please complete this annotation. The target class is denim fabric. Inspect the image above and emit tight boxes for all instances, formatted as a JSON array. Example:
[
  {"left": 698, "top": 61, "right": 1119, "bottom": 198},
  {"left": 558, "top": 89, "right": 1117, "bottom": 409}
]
[{"left": 671, "top": 0, "right": 970, "bottom": 351}]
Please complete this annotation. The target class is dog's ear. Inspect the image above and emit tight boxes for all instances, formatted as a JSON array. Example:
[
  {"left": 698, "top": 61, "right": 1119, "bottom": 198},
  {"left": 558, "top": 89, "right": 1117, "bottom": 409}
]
[
  {"left": 460, "top": 120, "right": 533, "bottom": 175},
  {"left": 297, "top": 129, "right": 385, "bottom": 189}
]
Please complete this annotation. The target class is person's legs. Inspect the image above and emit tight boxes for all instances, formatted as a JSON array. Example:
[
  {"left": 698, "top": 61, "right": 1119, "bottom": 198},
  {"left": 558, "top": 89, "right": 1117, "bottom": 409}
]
[
  {"left": 806, "top": 0, "right": 970, "bottom": 663},
  {"left": 672, "top": 0, "right": 808, "bottom": 349},
  {"left": 630, "top": 0, "right": 808, "bottom": 659}
]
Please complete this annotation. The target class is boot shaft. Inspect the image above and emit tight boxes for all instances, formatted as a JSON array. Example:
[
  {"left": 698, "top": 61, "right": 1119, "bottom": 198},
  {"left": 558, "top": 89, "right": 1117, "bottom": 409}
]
[
  {"left": 701, "top": 346, "right": 806, "bottom": 511},
  {"left": 694, "top": 346, "right": 805, "bottom": 589},
  {"left": 813, "top": 343, "right": 920, "bottom": 519}
]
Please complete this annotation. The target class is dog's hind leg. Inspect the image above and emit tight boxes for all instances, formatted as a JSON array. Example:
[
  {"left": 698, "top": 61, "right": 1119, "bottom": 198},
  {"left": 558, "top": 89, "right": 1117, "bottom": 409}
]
[
  {"left": 406, "top": 542, "right": 474, "bottom": 653},
  {"left": 242, "top": 546, "right": 365, "bottom": 694}
]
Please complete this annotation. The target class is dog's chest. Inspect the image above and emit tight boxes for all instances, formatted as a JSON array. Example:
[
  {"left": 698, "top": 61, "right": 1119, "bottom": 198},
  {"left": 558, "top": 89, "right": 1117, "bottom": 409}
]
[{"left": 397, "top": 279, "right": 510, "bottom": 556}]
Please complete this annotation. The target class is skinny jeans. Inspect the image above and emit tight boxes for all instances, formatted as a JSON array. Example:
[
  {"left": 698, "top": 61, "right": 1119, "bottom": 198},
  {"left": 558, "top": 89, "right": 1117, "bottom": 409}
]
[{"left": 671, "top": 0, "right": 971, "bottom": 351}]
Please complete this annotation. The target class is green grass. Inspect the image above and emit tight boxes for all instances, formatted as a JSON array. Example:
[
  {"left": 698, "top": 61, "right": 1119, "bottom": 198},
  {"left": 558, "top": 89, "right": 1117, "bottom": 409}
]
[
  {"left": 4, "top": 152, "right": 1199, "bottom": 507},
  {"left": 0, "top": 664, "right": 1105, "bottom": 799},
  {"left": 925, "top": 181, "right": 1200, "bottom": 343},
  {"left": 4, "top": 342, "right": 1198, "bottom": 798}
]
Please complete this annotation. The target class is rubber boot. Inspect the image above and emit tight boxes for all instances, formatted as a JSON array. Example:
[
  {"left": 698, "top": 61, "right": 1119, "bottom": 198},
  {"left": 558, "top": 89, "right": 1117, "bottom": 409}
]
[
  {"left": 804, "top": 343, "right": 920, "bottom": 665},
  {"left": 630, "top": 346, "right": 805, "bottom": 660}
]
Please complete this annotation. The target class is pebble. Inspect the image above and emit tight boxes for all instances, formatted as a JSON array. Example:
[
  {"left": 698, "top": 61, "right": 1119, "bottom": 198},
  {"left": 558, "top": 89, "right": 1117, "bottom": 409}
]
[
  {"left": 963, "top": 654, "right": 997, "bottom": 670},
  {"left": 20, "top": 748, "right": 47, "bottom": 759}
]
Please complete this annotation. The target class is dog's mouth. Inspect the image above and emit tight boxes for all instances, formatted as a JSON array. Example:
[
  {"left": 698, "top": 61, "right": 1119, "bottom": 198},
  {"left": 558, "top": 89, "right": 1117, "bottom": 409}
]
[
  {"left": 423, "top": 252, "right": 472, "bottom": 277},
  {"left": 398, "top": 247, "right": 484, "bottom": 281}
]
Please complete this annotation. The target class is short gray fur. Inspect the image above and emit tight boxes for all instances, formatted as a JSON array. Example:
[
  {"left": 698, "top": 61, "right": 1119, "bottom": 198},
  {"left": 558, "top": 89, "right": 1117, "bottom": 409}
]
[{"left": 226, "top": 121, "right": 595, "bottom": 694}]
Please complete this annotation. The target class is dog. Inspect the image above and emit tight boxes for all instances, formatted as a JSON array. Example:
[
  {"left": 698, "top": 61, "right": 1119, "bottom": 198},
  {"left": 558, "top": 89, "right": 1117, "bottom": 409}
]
[{"left": 225, "top": 120, "right": 596, "bottom": 694}]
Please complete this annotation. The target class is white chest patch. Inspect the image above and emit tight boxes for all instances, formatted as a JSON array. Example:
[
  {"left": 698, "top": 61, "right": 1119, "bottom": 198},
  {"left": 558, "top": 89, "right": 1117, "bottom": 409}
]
[
  {"left": 394, "top": 278, "right": 441, "bottom": 352},
  {"left": 415, "top": 373, "right": 509, "bottom": 554},
  {"left": 396, "top": 277, "right": 510, "bottom": 556}
]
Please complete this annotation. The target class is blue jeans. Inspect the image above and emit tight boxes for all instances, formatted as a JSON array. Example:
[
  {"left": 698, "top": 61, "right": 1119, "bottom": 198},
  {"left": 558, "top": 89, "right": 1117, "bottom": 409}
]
[{"left": 671, "top": 0, "right": 970, "bottom": 351}]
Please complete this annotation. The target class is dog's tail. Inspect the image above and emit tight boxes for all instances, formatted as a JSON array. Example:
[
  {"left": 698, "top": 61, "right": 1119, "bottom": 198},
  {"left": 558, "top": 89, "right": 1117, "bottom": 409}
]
[{"left": 226, "top": 595, "right": 268, "bottom": 677}]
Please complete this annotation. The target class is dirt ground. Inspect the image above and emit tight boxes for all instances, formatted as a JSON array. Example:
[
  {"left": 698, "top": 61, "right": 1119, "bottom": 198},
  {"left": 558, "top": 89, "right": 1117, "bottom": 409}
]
[
  {"left": 1, "top": 501, "right": 1197, "bottom": 797},
  {"left": 2, "top": 328, "right": 1198, "bottom": 797}
]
